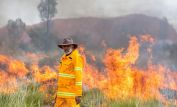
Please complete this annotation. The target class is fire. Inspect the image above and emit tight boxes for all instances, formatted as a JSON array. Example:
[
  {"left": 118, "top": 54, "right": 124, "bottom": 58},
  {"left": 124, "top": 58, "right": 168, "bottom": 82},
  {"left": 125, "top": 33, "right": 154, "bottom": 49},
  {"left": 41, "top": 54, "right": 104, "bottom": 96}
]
[
  {"left": 31, "top": 64, "right": 57, "bottom": 83},
  {"left": 0, "top": 54, "right": 57, "bottom": 94},
  {"left": 0, "top": 35, "right": 176, "bottom": 105},
  {"left": 83, "top": 36, "right": 177, "bottom": 102},
  {"left": 0, "top": 55, "right": 28, "bottom": 93}
]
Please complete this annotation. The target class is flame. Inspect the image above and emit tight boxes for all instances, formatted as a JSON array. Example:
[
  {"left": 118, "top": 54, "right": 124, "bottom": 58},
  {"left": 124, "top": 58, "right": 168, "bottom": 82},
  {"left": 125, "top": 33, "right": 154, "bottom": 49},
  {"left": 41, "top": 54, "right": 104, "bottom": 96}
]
[
  {"left": 0, "top": 35, "right": 176, "bottom": 105},
  {"left": 0, "top": 55, "right": 57, "bottom": 94},
  {"left": 0, "top": 55, "right": 28, "bottom": 93},
  {"left": 83, "top": 36, "right": 177, "bottom": 102},
  {"left": 31, "top": 64, "right": 57, "bottom": 83}
]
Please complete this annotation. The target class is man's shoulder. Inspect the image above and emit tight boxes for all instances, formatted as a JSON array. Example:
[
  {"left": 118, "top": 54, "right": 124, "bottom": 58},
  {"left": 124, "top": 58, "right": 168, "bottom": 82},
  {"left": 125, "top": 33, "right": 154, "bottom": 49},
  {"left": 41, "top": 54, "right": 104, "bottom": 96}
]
[
  {"left": 72, "top": 49, "right": 79, "bottom": 55},
  {"left": 71, "top": 49, "right": 83, "bottom": 59}
]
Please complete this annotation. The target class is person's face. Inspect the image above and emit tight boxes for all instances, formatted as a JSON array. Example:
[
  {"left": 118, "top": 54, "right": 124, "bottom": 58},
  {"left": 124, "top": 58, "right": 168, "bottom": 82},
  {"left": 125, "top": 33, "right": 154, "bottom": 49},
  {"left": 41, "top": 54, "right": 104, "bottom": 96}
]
[{"left": 62, "top": 45, "right": 73, "bottom": 54}]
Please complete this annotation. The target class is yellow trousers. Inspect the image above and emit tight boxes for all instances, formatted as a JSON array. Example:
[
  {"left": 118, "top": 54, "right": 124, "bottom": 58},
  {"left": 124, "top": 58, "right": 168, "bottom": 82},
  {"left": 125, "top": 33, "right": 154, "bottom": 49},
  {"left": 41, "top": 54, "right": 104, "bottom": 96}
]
[{"left": 54, "top": 97, "right": 80, "bottom": 107}]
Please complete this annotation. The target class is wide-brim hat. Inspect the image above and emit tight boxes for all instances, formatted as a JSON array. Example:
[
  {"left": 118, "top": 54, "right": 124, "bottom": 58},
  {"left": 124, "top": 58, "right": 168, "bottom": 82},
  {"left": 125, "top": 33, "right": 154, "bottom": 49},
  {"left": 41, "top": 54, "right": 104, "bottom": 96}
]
[{"left": 58, "top": 38, "right": 78, "bottom": 49}]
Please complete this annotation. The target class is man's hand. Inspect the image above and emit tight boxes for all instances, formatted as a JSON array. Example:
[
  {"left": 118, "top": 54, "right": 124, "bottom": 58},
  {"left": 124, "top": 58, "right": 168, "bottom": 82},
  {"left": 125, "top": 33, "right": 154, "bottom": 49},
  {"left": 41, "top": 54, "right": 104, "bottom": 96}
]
[{"left": 75, "top": 96, "right": 81, "bottom": 104}]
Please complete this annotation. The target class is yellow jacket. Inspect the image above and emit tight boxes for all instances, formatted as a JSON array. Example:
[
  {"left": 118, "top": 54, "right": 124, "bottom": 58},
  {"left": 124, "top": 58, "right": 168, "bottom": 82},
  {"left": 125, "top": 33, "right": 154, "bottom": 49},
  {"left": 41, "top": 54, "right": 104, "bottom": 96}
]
[{"left": 57, "top": 49, "right": 84, "bottom": 98}]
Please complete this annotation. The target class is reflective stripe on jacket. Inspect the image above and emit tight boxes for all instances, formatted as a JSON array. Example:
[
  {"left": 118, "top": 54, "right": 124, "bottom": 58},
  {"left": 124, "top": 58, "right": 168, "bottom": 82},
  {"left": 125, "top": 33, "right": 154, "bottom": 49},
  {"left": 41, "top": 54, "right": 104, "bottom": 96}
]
[{"left": 57, "top": 49, "right": 84, "bottom": 98}]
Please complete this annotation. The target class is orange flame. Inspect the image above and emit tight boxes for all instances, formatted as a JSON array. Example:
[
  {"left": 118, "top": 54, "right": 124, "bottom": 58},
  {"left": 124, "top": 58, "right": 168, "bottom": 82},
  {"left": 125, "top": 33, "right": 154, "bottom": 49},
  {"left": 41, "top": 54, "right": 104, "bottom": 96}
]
[
  {"left": 0, "top": 35, "right": 176, "bottom": 104},
  {"left": 83, "top": 36, "right": 177, "bottom": 102},
  {"left": 0, "top": 55, "right": 28, "bottom": 93},
  {"left": 0, "top": 55, "right": 57, "bottom": 94}
]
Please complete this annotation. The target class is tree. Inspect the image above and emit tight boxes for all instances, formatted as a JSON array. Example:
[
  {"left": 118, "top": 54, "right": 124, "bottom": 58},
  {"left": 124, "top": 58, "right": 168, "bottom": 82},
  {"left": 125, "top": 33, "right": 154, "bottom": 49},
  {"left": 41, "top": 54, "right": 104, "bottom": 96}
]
[
  {"left": 37, "top": 0, "right": 58, "bottom": 36},
  {"left": 7, "top": 18, "right": 26, "bottom": 36},
  {"left": 6, "top": 18, "right": 26, "bottom": 53}
]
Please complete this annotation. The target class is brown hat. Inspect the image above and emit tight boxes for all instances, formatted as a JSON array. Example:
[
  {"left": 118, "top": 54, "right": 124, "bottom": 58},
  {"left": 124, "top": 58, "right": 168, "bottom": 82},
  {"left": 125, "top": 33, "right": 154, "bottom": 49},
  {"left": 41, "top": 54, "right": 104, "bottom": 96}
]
[{"left": 58, "top": 38, "right": 78, "bottom": 49}]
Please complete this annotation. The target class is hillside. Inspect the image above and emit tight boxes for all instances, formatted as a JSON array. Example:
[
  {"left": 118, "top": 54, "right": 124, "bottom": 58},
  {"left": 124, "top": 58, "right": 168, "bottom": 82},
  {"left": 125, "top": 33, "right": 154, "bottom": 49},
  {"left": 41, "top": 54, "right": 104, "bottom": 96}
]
[
  {"left": 0, "top": 14, "right": 176, "bottom": 53},
  {"left": 51, "top": 14, "right": 177, "bottom": 49}
]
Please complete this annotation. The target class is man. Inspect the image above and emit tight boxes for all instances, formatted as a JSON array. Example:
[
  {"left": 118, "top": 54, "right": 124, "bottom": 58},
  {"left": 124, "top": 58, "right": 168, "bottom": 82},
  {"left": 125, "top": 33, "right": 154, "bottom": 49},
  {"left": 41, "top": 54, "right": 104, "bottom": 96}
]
[{"left": 55, "top": 38, "right": 84, "bottom": 107}]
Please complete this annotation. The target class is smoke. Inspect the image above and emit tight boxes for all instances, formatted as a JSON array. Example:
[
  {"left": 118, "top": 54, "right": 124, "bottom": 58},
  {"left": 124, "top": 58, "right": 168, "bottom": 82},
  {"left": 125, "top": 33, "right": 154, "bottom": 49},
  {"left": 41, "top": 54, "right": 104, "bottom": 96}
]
[
  {"left": 0, "top": 0, "right": 41, "bottom": 26},
  {"left": 0, "top": 0, "right": 177, "bottom": 28},
  {"left": 58, "top": 0, "right": 177, "bottom": 28},
  {"left": 58, "top": 0, "right": 164, "bottom": 17}
]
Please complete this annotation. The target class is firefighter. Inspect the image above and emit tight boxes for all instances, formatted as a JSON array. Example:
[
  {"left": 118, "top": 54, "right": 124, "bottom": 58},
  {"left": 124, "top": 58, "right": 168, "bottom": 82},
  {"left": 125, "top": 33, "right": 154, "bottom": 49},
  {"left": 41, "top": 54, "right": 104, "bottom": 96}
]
[{"left": 54, "top": 38, "right": 84, "bottom": 107}]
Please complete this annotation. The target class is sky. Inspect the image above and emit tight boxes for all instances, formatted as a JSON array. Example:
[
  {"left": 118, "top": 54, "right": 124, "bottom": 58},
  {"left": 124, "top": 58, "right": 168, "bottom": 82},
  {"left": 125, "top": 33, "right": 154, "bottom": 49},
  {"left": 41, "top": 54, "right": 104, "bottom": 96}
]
[{"left": 0, "top": 0, "right": 177, "bottom": 29}]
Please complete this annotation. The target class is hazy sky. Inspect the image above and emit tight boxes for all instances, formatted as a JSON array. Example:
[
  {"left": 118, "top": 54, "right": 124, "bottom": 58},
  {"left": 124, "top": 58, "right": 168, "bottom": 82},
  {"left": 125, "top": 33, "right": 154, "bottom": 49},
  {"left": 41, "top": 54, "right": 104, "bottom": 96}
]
[{"left": 0, "top": 0, "right": 177, "bottom": 28}]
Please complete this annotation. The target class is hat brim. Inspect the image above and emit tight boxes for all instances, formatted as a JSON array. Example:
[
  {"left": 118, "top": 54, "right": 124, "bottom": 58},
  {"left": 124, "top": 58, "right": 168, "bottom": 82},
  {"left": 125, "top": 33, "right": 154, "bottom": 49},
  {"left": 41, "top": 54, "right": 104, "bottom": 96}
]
[{"left": 58, "top": 44, "right": 78, "bottom": 49}]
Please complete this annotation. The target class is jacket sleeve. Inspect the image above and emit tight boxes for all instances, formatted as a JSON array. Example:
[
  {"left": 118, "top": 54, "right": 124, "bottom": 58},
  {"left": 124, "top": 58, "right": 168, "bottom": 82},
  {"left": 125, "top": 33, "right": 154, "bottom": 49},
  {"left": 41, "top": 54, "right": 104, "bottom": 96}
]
[{"left": 74, "top": 53, "right": 84, "bottom": 96}]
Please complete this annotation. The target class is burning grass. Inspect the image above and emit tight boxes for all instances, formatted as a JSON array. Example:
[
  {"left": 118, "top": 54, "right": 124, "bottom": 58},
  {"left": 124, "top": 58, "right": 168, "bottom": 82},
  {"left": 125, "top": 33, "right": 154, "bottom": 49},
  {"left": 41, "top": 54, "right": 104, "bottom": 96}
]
[
  {"left": 0, "top": 87, "right": 175, "bottom": 107},
  {"left": 83, "top": 36, "right": 177, "bottom": 102},
  {"left": 0, "top": 35, "right": 176, "bottom": 107},
  {"left": 81, "top": 89, "right": 176, "bottom": 107}
]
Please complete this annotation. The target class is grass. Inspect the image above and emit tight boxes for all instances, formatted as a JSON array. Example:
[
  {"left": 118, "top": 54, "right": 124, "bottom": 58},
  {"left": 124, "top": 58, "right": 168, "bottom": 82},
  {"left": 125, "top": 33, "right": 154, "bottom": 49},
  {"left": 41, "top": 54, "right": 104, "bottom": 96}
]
[
  {"left": 107, "top": 99, "right": 163, "bottom": 107},
  {"left": 0, "top": 83, "right": 44, "bottom": 107},
  {"left": 0, "top": 86, "right": 176, "bottom": 107},
  {"left": 81, "top": 89, "right": 176, "bottom": 107},
  {"left": 81, "top": 89, "right": 106, "bottom": 107}
]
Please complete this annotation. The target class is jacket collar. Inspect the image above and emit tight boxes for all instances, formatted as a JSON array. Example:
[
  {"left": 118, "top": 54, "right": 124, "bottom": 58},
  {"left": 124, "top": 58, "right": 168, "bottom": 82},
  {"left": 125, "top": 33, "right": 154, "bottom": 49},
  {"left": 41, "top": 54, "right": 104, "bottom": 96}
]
[{"left": 64, "top": 49, "right": 78, "bottom": 57}]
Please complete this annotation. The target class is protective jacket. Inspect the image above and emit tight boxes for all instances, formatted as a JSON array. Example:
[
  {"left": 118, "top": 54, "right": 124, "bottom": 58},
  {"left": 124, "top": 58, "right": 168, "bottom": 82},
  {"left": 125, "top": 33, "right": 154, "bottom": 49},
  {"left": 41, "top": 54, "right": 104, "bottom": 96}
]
[{"left": 57, "top": 49, "right": 83, "bottom": 98}]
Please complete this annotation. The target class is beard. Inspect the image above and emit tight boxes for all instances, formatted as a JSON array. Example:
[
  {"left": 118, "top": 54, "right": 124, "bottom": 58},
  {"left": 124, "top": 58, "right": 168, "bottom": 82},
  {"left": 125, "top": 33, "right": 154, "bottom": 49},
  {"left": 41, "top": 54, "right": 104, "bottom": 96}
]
[{"left": 64, "top": 48, "right": 73, "bottom": 55}]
